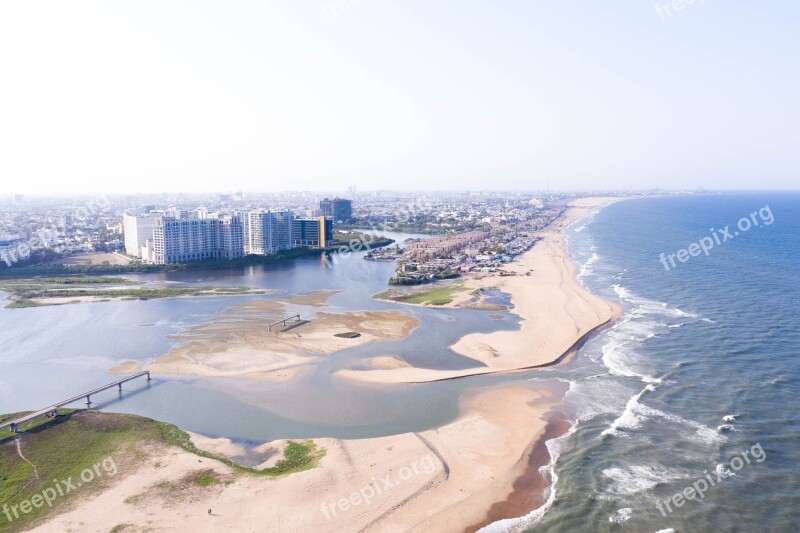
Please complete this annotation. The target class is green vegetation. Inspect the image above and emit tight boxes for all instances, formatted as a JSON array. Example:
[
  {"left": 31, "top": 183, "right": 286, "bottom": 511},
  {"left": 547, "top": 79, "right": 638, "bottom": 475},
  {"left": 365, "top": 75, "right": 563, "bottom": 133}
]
[
  {"left": 0, "top": 410, "right": 325, "bottom": 532},
  {"left": 4, "top": 299, "right": 42, "bottom": 309},
  {"left": 0, "top": 277, "right": 265, "bottom": 308},
  {"left": 331, "top": 231, "right": 395, "bottom": 250},
  {"left": 268, "top": 440, "right": 324, "bottom": 476},
  {"left": 0, "top": 411, "right": 157, "bottom": 532},
  {"left": 190, "top": 470, "right": 220, "bottom": 487},
  {"left": 334, "top": 331, "right": 361, "bottom": 338},
  {"left": 376, "top": 281, "right": 469, "bottom": 306}
]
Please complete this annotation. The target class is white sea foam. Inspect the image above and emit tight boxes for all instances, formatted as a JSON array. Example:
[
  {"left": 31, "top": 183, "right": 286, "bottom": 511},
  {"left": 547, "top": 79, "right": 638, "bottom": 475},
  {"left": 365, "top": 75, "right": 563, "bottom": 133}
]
[
  {"left": 717, "top": 424, "right": 739, "bottom": 433},
  {"left": 602, "top": 464, "right": 682, "bottom": 496},
  {"left": 722, "top": 414, "right": 738, "bottom": 422},
  {"left": 716, "top": 463, "right": 735, "bottom": 479},
  {"left": 608, "top": 508, "right": 634, "bottom": 523},
  {"left": 612, "top": 284, "right": 699, "bottom": 319},
  {"left": 578, "top": 252, "right": 601, "bottom": 279},
  {"left": 602, "top": 386, "right": 723, "bottom": 444},
  {"left": 654, "top": 529, "right": 676, "bottom": 533},
  {"left": 598, "top": 316, "right": 662, "bottom": 383},
  {"left": 476, "top": 421, "right": 580, "bottom": 533}
]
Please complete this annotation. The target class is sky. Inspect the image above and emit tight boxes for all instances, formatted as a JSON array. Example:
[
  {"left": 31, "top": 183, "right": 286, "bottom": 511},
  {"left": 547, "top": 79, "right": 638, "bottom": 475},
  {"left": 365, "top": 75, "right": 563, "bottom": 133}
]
[{"left": 0, "top": 1, "right": 798, "bottom": 194}]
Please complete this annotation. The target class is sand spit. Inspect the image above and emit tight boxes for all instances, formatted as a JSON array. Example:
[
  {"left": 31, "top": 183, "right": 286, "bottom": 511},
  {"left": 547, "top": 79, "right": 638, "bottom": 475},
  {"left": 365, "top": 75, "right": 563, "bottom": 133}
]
[{"left": 337, "top": 197, "right": 622, "bottom": 384}]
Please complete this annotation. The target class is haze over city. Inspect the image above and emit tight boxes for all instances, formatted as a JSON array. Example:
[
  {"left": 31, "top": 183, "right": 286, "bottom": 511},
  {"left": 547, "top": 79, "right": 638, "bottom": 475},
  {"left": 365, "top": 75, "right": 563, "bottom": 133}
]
[{"left": 2, "top": 1, "right": 798, "bottom": 195}]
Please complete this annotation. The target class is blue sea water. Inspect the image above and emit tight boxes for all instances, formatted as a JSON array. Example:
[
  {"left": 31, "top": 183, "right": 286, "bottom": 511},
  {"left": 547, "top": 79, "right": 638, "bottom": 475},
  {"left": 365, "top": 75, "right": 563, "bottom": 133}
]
[{"left": 493, "top": 193, "right": 800, "bottom": 532}]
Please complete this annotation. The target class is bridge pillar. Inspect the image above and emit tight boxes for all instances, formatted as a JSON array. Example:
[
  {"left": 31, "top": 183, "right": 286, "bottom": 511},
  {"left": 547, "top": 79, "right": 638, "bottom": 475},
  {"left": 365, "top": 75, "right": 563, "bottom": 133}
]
[
  {"left": 146, "top": 371, "right": 151, "bottom": 381},
  {"left": 86, "top": 395, "right": 92, "bottom": 408},
  {"left": 10, "top": 423, "right": 17, "bottom": 433},
  {"left": 118, "top": 383, "right": 123, "bottom": 392}
]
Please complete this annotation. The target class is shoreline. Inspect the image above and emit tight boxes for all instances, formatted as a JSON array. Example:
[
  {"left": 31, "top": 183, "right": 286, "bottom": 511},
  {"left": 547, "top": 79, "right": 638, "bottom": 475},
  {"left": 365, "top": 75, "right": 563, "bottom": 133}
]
[
  {"left": 27, "top": 197, "right": 623, "bottom": 532},
  {"left": 469, "top": 415, "right": 572, "bottom": 532},
  {"left": 337, "top": 197, "right": 623, "bottom": 384}
]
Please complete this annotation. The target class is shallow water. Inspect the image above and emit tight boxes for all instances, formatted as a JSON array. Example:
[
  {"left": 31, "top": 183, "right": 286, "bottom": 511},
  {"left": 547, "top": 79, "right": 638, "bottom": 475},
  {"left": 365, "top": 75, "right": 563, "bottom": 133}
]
[{"left": 0, "top": 232, "right": 523, "bottom": 441}]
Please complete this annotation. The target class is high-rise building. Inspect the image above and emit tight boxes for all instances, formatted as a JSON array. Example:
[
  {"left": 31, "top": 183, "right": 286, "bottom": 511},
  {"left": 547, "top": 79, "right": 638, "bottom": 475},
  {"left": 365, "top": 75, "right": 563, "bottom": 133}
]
[
  {"left": 122, "top": 213, "right": 160, "bottom": 257},
  {"left": 242, "top": 211, "right": 271, "bottom": 255},
  {"left": 219, "top": 215, "right": 244, "bottom": 260},
  {"left": 152, "top": 216, "right": 223, "bottom": 265},
  {"left": 272, "top": 210, "right": 294, "bottom": 251},
  {"left": 320, "top": 198, "right": 352, "bottom": 222},
  {"left": 242, "top": 210, "right": 295, "bottom": 255},
  {"left": 292, "top": 216, "right": 333, "bottom": 248}
]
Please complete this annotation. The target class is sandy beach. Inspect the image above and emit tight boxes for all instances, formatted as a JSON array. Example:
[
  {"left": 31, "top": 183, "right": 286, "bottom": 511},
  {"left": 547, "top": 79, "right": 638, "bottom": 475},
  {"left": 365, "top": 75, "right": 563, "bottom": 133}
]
[
  {"left": 30, "top": 384, "right": 562, "bottom": 533},
  {"left": 337, "top": 197, "right": 622, "bottom": 384}
]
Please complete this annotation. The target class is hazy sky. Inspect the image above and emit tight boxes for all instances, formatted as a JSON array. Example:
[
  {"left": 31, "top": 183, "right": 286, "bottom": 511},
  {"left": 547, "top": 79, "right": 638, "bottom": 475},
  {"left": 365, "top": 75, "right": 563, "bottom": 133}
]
[{"left": 1, "top": 1, "right": 798, "bottom": 194}]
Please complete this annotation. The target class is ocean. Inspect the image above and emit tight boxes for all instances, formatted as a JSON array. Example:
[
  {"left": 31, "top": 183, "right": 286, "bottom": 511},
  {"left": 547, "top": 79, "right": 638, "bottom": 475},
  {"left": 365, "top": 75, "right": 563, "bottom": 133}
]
[{"left": 492, "top": 192, "right": 799, "bottom": 532}]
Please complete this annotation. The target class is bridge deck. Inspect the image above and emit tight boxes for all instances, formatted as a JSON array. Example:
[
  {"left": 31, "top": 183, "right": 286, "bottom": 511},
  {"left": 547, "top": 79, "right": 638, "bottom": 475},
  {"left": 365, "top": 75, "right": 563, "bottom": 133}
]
[{"left": 0, "top": 371, "right": 151, "bottom": 433}]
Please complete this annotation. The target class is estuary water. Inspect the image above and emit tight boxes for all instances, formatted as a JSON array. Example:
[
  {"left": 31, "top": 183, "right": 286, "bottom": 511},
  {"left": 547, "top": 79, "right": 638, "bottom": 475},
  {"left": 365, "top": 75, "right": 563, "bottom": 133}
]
[{"left": 0, "top": 232, "right": 521, "bottom": 442}]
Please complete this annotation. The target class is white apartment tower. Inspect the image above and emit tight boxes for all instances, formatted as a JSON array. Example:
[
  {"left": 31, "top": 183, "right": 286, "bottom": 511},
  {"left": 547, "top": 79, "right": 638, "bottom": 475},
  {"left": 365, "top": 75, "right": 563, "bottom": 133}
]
[
  {"left": 122, "top": 213, "right": 160, "bottom": 258},
  {"left": 242, "top": 210, "right": 294, "bottom": 255},
  {"left": 220, "top": 215, "right": 244, "bottom": 260}
]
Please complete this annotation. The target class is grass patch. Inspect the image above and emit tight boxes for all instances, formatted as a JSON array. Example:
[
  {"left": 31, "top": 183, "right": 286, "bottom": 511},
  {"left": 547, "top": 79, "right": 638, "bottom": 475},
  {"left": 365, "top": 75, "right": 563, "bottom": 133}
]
[
  {"left": 3, "top": 299, "right": 41, "bottom": 308},
  {"left": 0, "top": 277, "right": 265, "bottom": 308},
  {"left": 0, "top": 410, "right": 325, "bottom": 532},
  {"left": 266, "top": 441, "right": 324, "bottom": 476},
  {"left": 190, "top": 470, "right": 220, "bottom": 487},
  {"left": 379, "top": 281, "right": 469, "bottom": 306},
  {"left": 0, "top": 411, "right": 162, "bottom": 532}
]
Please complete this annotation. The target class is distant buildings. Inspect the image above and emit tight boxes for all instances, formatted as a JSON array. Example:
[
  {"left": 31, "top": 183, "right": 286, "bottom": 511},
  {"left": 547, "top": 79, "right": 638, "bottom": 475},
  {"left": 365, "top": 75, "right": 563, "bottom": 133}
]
[
  {"left": 320, "top": 198, "right": 352, "bottom": 222},
  {"left": 0, "top": 238, "right": 29, "bottom": 265},
  {"left": 408, "top": 230, "right": 490, "bottom": 260},
  {"left": 122, "top": 208, "right": 333, "bottom": 265}
]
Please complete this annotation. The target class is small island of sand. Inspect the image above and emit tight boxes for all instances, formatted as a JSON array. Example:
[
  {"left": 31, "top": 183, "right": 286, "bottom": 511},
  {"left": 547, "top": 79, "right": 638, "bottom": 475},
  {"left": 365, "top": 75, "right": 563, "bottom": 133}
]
[{"left": 112, "top": 296, "right": 420, "bottom": 381}]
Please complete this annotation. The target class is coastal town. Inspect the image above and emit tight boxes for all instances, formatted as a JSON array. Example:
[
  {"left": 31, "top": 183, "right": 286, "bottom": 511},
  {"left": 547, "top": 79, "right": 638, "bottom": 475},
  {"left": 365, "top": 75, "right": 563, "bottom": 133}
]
[
  {"left": 0, "top": 191, "right": 632, "bottom": 274},
  {"left": 363, "top": 199, "right": 565, "bottom": 284}
]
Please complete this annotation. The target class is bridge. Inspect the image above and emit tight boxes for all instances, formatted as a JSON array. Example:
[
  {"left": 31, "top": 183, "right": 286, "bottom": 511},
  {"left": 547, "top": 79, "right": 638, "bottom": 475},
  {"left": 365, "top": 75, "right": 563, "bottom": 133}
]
[
  {"left": 0, "top": 371, "right": 151, "bottom": 434},
  {"left": 268, "top": 314, "right": 301, "bottom": 332}
]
